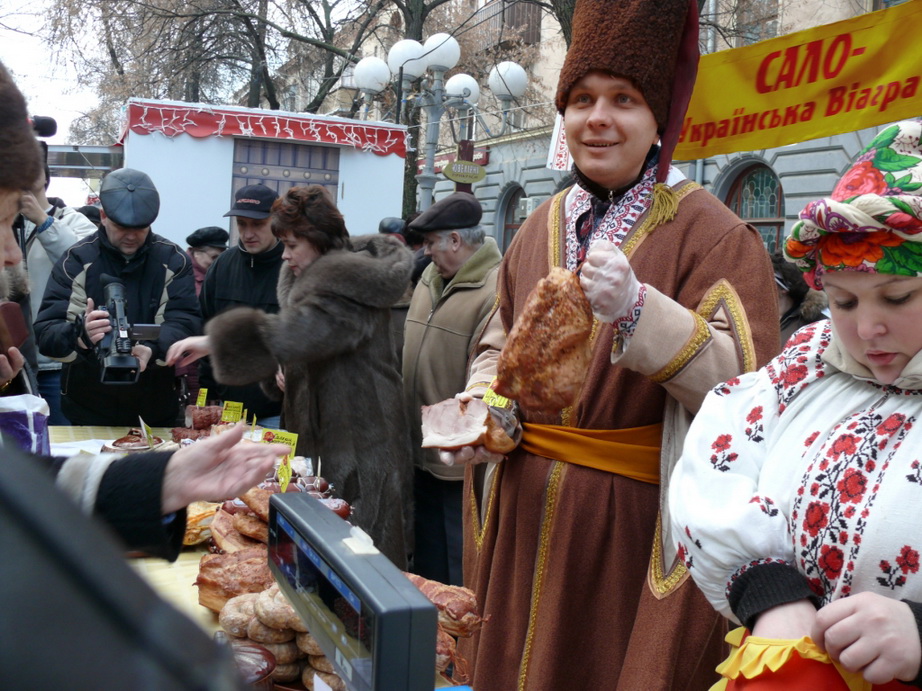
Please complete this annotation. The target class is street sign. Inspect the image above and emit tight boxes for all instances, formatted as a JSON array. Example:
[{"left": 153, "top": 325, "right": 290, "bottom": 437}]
[{"left": 443, "top": 160, "right": 485, "bottom": 184}]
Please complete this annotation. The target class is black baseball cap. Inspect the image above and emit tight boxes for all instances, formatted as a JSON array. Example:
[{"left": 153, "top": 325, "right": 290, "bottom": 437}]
[
  {"left": 99, "top": 168, "right": 160, "bottom": 228},
  {"left": 223, "top": 184, "right": 278, "bottom": 219}
]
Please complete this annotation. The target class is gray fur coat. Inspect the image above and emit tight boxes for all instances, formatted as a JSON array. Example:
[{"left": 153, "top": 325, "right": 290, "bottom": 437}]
[{"left": 206, "top": 234, "right": 414, "bottom": 567}]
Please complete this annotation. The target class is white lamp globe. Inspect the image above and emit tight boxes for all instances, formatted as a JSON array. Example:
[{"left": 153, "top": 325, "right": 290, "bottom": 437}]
[
  {"left": 445, "top": 73, "right": 480, "bottom": 105},
  {"left": 353, "top": 57, "right": 391, "bottom": 94},
  {"left": 423, "top": 33, "right": 460, "bottom": 72},
  {"left": 387, "top": 39, "right": 427, "bottom": 80},
  {"left": 488, "top": 61, "right": 528, "bottom": 99}
]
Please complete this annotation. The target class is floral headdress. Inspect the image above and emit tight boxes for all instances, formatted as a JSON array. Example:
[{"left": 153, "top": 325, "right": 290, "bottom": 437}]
[{"left": 784, "top": 118, "right": 922, "bottom": 289}]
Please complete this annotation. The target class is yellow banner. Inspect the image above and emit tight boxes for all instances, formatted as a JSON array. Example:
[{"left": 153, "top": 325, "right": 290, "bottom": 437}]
[{"left": 675, "top": 2, "right": 921, "bottom": 160}]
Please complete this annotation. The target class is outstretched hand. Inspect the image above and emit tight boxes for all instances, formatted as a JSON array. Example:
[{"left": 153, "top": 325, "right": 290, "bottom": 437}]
[
  {"left": 0, "top": 345, "right": 24, "bottom": 389},
  {"left": 579, "top": 240, "right": 643, "bottom": 324},
  {"left": 160, "top": 423, "right": 291, "bottom": 514},
  {"left": 166, "top": 335, "right": 211, "bottom": 367},
  {"left": 812, "top": 592, "right": 922, "bottom": 685}
]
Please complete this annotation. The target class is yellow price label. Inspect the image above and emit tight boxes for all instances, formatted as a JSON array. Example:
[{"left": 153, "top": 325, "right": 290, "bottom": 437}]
[
  {"left": 221, "top": 401, "right": 244, "bottom": 423},
  {"left": 138, "top": 417, "right": 157, "bottom": 448},
  {"left": 195, "top": 388, "right": 208, "bottom": 407},
  {"left": 261, "top": 430, "right": 298, "bottom": 492},
  {"left": 482, "top": 379, "right": 512, "bottom": 410}
]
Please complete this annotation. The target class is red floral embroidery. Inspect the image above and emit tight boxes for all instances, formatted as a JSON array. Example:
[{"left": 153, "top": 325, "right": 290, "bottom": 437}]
[
  {"left": 836, "top": 468, "right": 867, "bottom": 504},
  {"left": 782, "top": 364, "right": 809, "bottom": 386},
  {"left": 876, "top": 414, "right": 906, "bottom": 437},
  {"left": 897, "top": 546, "right": 920, "bottom": 575},
  {"left": 712, "top": 434, "right": 732, "bottom": 452},
  {"left": 803, "top": 501, "right": 829, "bottom": 537},
  {"left": 818, "top": 545, "right": 844, "bottom": 579},
  {"left": 804, "top": 431, "right": 820, "bottom": 447},
  {"left": 878, "top": 546, "right": 920, "bottom": 589},
  {"left": 829, "top": 434, "right": 860, "bottom": 459}
]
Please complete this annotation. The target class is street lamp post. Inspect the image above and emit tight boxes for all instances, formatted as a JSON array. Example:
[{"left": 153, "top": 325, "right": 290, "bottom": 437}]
[{"left": 353, "top": 34, "right": 527, "bottom": 210}]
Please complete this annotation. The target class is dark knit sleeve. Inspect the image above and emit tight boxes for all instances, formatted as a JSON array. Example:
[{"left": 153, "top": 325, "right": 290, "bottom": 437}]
[
  {"left": 728, "top": 561, "right": 821, "bottom": 631},
  {"left": 901, "top": 600, "right": 922, "bottom": 687},
  {"left": 93, "top": 451, "right": 187, "bottom": 561}
]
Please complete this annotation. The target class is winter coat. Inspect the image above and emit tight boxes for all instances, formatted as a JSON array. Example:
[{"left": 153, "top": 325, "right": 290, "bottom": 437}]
[
  {"left": 780, "top": 288, "right": 828, "bottom": 346},
  {"left": 402, "top": 237, "right": 502, "bottom": 481},
  {"left": 198, "top": 241, "right": 284, "bottom": 420},
  {"left": 206, "top": 234, "right": 414, "bottom": 567},
  {"left": 34, "top": 229, "right": 201, "bottom": 426},
  {"left": 15, "top": 203, "right": 97, "bottom": 373}
]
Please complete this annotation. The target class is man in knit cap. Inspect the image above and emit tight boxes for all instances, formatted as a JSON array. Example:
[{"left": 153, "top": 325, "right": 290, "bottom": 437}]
[{"left": 437, "top": 0, "right": 781, "bottom": 688}]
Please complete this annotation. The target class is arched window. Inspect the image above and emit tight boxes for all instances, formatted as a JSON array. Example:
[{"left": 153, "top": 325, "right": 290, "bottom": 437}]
[
  {"left": 726, "top": 164, "right": 784, "bottom": 253},
  {"left": 500, "top": 186, "right": 527, "bottom": 252}
]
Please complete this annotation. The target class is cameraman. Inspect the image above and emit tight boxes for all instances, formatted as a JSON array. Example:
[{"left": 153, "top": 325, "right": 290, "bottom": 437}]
[{"left": 34, "top": 168, "right": 201, "bottom": 426}]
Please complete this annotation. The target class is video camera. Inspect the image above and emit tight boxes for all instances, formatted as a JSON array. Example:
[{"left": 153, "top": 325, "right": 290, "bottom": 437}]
[{"left": 96, "top": 275, "right": 160, "bottom": 384}]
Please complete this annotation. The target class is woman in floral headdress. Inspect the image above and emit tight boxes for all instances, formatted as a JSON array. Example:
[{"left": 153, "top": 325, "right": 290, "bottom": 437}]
[{"left": 671, "top": 118, "right": 922, "bottom": 689}]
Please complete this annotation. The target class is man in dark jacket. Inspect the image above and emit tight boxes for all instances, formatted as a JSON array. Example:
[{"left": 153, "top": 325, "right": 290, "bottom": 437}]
[
  {"left": 34, "top": 168, "right": 201, "bottom": 426},
  {"left": 196, "top": 183, "right": 283, "bottom": 426}
]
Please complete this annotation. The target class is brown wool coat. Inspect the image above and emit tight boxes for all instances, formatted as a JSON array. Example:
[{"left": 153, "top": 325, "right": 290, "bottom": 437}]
[
  {"left": 205, "top": 234, "right": 414, "bottom": 568},
  {"left": 458, "top": 181, "right": 780, "bottom": 690}
]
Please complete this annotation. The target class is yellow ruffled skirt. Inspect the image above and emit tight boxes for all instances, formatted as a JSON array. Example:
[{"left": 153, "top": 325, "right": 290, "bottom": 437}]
[{"left": 711, "top": 627, "right": 907, "bottom": 691}]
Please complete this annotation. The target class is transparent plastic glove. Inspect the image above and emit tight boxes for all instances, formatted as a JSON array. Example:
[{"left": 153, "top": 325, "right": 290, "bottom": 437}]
[
  {"left": 579, "top": 240, "right": 642, "bottom": 324},
  {"left": 436, "top": 391, "right": 519, "bottom": 467}
]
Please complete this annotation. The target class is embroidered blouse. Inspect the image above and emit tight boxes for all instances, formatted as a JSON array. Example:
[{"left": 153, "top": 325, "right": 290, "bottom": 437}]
[{"left": 670, "top": 320, "right": 922, "bottom": 627}]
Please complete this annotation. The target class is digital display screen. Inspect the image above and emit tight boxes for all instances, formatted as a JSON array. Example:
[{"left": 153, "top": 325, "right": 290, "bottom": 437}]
[{"left": 270, "top": 512, "right": 376, "bottom": 689}]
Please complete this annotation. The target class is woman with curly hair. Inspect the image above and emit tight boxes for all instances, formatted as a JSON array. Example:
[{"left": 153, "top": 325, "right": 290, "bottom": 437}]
[
  {"left": 671, "top": 118, "right": 922, "bottom": 689},
  {"left": 169, "top": 185, "right": 414, "bottom": 567}
]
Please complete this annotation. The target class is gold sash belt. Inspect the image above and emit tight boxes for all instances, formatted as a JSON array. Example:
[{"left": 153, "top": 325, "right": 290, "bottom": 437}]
[{"left": 521, "top": 422, "right": 663, "bottom": 485}]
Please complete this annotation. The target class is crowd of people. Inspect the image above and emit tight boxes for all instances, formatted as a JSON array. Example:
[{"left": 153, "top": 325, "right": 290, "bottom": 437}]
[{"left": 2, "top": 0, "right": 921, "bottom": 687}]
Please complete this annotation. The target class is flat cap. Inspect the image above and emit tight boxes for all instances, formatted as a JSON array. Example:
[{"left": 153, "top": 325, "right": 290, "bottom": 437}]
[
  {"left": 186, "top": 226, "right": 229, "bottom": 249},
  {"left": 408, "top": 192, "right": 482, "bottom": 233},
  {"left": 99, "top": 168, "right": 160, "bottom": 228}
]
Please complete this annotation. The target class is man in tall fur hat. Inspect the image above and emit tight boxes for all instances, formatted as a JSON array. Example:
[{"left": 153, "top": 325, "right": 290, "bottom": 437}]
[{"left": 436, "top": 0, "right": 781, "bottom": 688}]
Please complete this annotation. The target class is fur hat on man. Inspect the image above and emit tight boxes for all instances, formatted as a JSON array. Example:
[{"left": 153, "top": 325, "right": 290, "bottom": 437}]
[
  {"left": 0, "top": 61, "right": 42, "bottom": 193},
  {"left": 555, "top": 0, "right": 700, "bottom": 184},
  {"left": 785, "top": 119, "right": 922, "bottom": 289}
]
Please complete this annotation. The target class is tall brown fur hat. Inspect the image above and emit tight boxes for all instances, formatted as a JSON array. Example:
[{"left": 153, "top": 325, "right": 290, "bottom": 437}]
[
  {"left": 0, "top": 61, "right": 42, "bottom": 192},
  {"left": 556, "top": 0, "right": 700, "bottom": 182}
]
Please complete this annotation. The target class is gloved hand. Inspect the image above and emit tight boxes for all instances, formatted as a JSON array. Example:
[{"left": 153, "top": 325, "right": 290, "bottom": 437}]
[
  {"left": 438, "top": 445, "right": 504, "bottom": 467},
  {"left": 579, "top": 240, "right": 643, "bottom": 324},
  {"left": 436, "top": 391, "right": 520, "bottom": 467}
]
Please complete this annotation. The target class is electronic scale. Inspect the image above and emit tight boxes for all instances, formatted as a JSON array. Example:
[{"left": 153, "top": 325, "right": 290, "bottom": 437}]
[{"left": 268, "top": 493, "right": 438, "bottom": 691}]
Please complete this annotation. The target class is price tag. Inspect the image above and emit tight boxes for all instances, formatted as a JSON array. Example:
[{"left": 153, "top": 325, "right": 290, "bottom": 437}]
[
  {"left": 221, "top": 401, "right": 244, "bottom": 422},
  {"left": 262, "top": 429, "right": 298, "bottom": 492},
  {"left": 195, "top": 388, "right": 208, "bottom": 407},
  {"left": 138, "top": 416, "right": 157, "bottom": 448},
  {"left": 482, "top": 377, "right": 512, "bottom": 410}
]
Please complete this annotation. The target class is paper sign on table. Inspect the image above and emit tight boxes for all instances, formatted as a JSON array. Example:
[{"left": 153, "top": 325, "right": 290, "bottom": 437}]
[
  {"left": 139, "top": 417, "right": 158, "bottom": 448},
  {"left": 261, "top": 429, "right": 298, "bottom": 492},
  {"left": 221, "top": 401, "right": 244, "bottom": 423}
]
